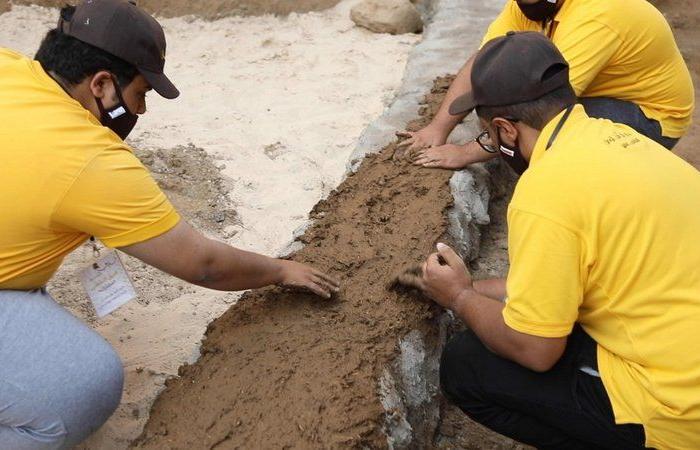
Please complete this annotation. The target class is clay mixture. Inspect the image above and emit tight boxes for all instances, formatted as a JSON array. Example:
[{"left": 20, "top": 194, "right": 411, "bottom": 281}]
[{"left": 134, "top": 78, "right": 455, "bottom": 449}]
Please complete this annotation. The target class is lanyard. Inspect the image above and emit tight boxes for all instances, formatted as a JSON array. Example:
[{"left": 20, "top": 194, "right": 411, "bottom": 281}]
[{"left": 545, "top": 104, "right": 575, "bottom": 151}]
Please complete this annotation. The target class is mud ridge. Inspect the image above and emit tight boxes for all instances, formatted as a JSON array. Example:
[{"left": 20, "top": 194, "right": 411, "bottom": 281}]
[{"left": 134, "top": 77, "right": 457, "bottom": 449}]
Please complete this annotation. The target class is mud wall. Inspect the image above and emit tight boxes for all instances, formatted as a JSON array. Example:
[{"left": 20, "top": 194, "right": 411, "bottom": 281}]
[
  {"left": 134, "top": 77, "right": 456, "bottom": 449},
  {"left": 135, "top": 0, "right": 508, "bottom": 447}
]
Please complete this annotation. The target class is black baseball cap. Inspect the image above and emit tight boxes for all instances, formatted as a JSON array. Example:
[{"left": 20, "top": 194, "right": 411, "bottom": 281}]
[
  {"left": 449, "top": 31, "right": 569, "bottom": 116},
  {"left": 58, "top": 0, "right": 179, "bottom": 99}
]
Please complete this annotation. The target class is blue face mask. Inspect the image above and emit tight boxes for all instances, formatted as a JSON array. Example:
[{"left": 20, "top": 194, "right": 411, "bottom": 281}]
[
  {"left": 517, "top": 0, "right": 558, "bottom": 22},
  {"left": 95, "top": 76, "right": 138, "bottom": 140}
]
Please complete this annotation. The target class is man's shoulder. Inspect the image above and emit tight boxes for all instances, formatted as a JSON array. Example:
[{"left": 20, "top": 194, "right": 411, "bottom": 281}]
[
  {"left": 0, "top": 47, "right": 26, "bottom": 62},
  {"left": 563, "top": 0, "right": 660, "bottom": 29}
]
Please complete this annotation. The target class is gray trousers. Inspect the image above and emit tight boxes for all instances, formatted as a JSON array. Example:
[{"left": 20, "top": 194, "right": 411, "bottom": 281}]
[
  {"left": 580, "top": 97, "right": 679, "bottom": 150},
  {"left": 0, "top": 290, "right": 123, "bottom": 449}
]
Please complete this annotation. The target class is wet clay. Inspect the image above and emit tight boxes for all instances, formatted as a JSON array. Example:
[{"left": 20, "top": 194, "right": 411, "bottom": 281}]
[
  {"left": 133, "top": 77, "right": 456, "bottom": 449},
  {"left": 13, "top": 0, "right": 341, "bottom": 18}
]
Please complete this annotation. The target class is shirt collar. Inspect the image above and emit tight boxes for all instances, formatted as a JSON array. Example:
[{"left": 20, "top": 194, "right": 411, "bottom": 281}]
[{"left": 529, "top": 103, "right": 586, "bottom": 166}]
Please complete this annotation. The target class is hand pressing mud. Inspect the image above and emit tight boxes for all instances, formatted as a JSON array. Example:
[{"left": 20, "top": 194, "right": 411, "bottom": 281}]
[
  {"left": 390, "top": 263, "right": 424, "bottom": 290},
  {"left": 392, "top": 243, "right": 473, "bottom": 311},
  {"left": 278, "top": 259, "right": 340, "bottom": 299}
]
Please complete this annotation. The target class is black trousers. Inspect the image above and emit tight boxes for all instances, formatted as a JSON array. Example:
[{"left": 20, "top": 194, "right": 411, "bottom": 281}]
[{"left": 440, "top": 326, "right": 648, "bottom": 450}]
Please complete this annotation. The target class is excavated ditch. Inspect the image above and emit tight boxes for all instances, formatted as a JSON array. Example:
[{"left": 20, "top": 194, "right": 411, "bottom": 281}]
[{"left": 134, "top": 77, "right": 465, "bottom": 449}]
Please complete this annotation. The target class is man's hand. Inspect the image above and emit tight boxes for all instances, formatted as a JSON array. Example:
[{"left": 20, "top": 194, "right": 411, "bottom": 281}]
[
  {"left": 411, "top": 143, "right": 471, "bottom": 169},
  {"left": 121, "top": 221, "right": 341, "bottom": 298},
  {"left": 396, "top": 124, "right": 449, "bottom": 154},
  {"left": 278, "top": 260, "right": 340, "bottom": 299},
  {"left": 421, "top": 243, "right": 473, "bottom": 310},
  {"left": 412, "top": 141, "right": 498, "bottom": 170},
  {"left": 396, "top": 243, "right": 473, "bottom": 311}
]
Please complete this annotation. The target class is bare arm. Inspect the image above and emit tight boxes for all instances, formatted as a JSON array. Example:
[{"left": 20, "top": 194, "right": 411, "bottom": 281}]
[
  {"left": 403, "top": 244, "right": 566, "bottom": 372},
  {"left": 411, "top": 141, "right": 497, "bottom": 170},
  {"left": 431, "top": 54, "right": 476, "bottom": 131},
  {"left": 120, "top": 220, "right": 339, "bottom": 297},
  {"left": 473, "top": 277, "right": 507, "bottom": 301},
  {"left": 397, "top": 54, "right": 477, "bottom": 152},
  {"left": 452, "top": 288, "right": 566, "bottom": 372}
]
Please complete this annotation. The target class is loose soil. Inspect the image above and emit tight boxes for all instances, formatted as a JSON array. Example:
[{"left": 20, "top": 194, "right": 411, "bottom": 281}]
[
  {"left": 134, "top": 78, "right": 457, "bottom": 449},
  {"left": 11, "top": 0, "right": 341, "bottom": 18}
]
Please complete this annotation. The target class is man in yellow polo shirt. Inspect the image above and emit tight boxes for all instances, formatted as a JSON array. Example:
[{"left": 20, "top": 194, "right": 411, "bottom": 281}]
[
  {"left": 0, "top": 1, "right": 338, "bottom": 448},
  {"left": 400, "top": 32, "right": 700, "bottom": 449},
  {"left": 399, "top": 0, "right": 695, "bottom": 169}
]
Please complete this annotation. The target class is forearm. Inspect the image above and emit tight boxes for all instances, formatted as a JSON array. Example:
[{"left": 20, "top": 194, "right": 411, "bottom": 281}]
[
  {"left": 473, "top": 278, "right": 507, "bottom": 301},
  {"left": 460, "top": 141, "right": 499, "bottom": 166},
  {"left": 430, "top": 54, "right": 476, "bottom": 132},
  {"left": 451, "top": 289, "right": 558, "bottom": 372},
  {"left": 196, "top": 238, "right": 284, "bottom": 291}
]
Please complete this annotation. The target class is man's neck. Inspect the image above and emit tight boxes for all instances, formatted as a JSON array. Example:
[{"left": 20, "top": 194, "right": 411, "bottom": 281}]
[{"left": 47, "top": 71, "right": 95, "bottom": 118}]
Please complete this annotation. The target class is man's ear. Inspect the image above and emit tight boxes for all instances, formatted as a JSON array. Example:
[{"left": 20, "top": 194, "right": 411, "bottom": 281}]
[
  {"left": 491, "top": 117, "right": 519, "bottom": 147},
  {"left": 88, "top": 71, "right": 115, "bottom": 100}
]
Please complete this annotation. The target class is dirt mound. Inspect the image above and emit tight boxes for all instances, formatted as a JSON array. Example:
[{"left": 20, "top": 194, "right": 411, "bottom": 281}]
[
  {"left": 133, "top": 78, "right": 456, "bottom": 449},
  {"left": 11, "top": 0, "right": 341, "bottom": 18},
  {"left": 136, "top": 144, "right": 237, "bottom": 235}
]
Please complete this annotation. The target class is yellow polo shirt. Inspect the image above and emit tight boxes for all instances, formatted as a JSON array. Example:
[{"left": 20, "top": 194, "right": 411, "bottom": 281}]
[
  {"left": 482, "top": 0, "right": 694, "bottom": 139},
  {"left": 0, "top": 48, "right": 180, "bottom": 290},
  {"left": 504, "top": 105, "right": 700, "bottom": 449}
]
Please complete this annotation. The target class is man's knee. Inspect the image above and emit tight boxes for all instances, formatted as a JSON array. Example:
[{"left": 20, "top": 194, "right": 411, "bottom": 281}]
[
  {"left": 89, "top": 339, "right": 124, "bottom": 421},
  {"left": 59, "top": 337, "right": 124, "bottom": 448},
  {"left": 0, "top": 380, "right": 68, "bottom": 450},
  {"left": 439, "top": 330, "right": 488, "bottom": 404}
]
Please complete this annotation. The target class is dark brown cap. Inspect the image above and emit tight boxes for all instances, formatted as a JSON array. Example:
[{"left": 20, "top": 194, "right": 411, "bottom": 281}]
[
  {"left": 449, "top": 31, "right": 569, "bottom": 116},
  {"left": 59, "top": 0, "right": 179, "bottom": 99}
]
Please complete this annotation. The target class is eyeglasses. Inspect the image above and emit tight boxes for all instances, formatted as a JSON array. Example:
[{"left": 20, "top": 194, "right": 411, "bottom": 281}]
[{"left": 475, "top": 130, "right": 498, "bottom": 153}]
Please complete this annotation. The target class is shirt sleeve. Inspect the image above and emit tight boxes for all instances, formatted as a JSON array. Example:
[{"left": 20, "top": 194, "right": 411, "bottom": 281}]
[
  {"left": 481, "top": 2, "right": 538, "bottom": 47},
  {"left": 52, "top": 146, "right": 181, "bottom": 248},
  {"left": 503, "top": 208, "right": 583, "bottom": 338},
  {"left": 556, "top": 20, "right": 621, "bottom": 96}
]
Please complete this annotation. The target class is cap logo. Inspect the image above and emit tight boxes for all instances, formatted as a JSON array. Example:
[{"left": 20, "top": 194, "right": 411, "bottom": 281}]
[{"left": 85, "top": 18, "right": 90, "bottom": 25}]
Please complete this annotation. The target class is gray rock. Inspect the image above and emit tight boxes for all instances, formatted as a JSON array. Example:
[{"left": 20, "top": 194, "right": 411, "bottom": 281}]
[{"left": 350, "top": 0, "right": 424, "bottom": 35}]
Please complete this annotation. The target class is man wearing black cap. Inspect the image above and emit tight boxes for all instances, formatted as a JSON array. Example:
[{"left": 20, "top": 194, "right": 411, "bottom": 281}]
[
  {"left": 398, "top": 0, "right": 694, "bottom": 170},
  {"left": 0, "top": 1, "right": 338, "bottom": 447},
  {"left": 399, "top": 31, "right": 700, "bottom": 449}
]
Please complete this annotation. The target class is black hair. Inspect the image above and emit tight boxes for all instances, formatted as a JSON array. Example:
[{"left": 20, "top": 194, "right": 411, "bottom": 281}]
[
  {"left": 34, "top": 5, "right": 139, "bottom": 87},
  {"left": 476, "top": 84, "right": 577, "bottom": 130}
]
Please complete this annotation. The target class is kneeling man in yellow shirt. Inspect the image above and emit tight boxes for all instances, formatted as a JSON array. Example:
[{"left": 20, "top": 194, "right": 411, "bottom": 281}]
[
  {"left": 0, "top": 1, "right": 338, "bottom": 448},
  {"left": 402, "top": 32, "right": 700, "bottom": 449},
  {"left": 400, "top": 0, "right": 694, "bottom": 170}
]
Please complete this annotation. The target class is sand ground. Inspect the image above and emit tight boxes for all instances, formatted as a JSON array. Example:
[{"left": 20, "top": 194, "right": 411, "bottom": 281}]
[{"left": 0, "top": 2, "right": 419, "bottom": 447}]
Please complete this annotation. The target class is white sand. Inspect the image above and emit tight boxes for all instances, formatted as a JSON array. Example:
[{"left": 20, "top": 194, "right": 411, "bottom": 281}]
[{"left": 0, "top": 3, "right": 418, "bottom": 448}]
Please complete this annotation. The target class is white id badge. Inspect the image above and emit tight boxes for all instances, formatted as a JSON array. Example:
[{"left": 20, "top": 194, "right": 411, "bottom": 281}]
[{"left": 80, "top": 249, "right": 136, "bottom": 317}]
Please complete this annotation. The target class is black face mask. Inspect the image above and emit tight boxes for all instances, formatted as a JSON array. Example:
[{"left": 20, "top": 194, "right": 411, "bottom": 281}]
[
  {"left": 95, "top": 76, "right": 138, "bottom": 140},
  {"left": 498, "top": 140, "right": 529, "bottom": 175},
  {"left": 517, "top": 0, "right": 558, "bottom": 22}
]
